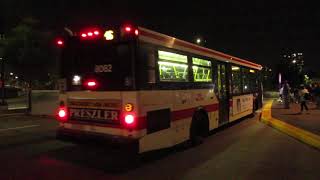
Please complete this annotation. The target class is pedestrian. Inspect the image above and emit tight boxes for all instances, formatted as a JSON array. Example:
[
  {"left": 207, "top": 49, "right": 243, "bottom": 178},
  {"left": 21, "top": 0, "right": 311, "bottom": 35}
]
[
  {"left": 278, "top": 85, "right": 283, "bottom": 103},
  {"left": 298, "top": 85, "right": 309, "bottom": 114},
  {"left": 293, "top": 88, "right": 299, "bottom": 104},
  {"left": 283, "top": 80, "right": 290, "bottom": 109},
  {"left": 314, "top": 83, "right": 320, "bottom": 109}
]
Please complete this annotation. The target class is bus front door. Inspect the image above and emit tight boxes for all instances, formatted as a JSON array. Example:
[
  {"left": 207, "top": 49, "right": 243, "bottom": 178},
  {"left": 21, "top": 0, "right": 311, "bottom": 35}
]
[{"left": 217, "top": 63, "right": 229, "bottom": 126}]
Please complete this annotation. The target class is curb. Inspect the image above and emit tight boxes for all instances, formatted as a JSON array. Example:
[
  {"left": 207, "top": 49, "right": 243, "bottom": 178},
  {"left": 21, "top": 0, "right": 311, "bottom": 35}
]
[
  {"left": 0, "top": 113, "right": 27, "bottom": 118},
  {"left": 31, "top": 114, "right": 55, "bottom": 119},
  {"left": 260, "top": 100, "right": 320, "bottom": 150},
  {"left": 0, "top": 113, "right": 55, "bottom": 119}
]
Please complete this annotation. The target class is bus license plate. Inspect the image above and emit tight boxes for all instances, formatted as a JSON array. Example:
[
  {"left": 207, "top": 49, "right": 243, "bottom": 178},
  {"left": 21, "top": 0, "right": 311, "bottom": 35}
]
[{"left": 69, "top": 108, "right": 119, "bottom": 122}]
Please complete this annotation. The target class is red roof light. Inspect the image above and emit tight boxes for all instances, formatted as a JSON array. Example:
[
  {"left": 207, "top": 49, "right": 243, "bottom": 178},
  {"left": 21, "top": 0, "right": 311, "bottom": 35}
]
[
  {"left": 87, "top": 81, "right": 96, "bottom": 87},
  {"left": 56, "top": 39, "right": 64, "bottom": 46},
  {"left": 94, "top": 31, "right": 99, "bottom": 35},
  {"left": 80, "top": 28, "right": 101, "bottom": 39},
  {"left": 57, "top": 40, "right": 63, "bottom": 45},
  {"left": 85, "top": 80, "right": 98, "bottom": 89},
  {"left": 125, "top": 26, "right": 132, "bottom": 32}
]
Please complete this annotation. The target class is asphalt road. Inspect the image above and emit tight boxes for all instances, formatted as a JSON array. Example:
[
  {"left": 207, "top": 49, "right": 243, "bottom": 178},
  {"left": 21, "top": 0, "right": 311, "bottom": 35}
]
[{"left": 0, "top": 114, "right": 319, "bottom": 180}]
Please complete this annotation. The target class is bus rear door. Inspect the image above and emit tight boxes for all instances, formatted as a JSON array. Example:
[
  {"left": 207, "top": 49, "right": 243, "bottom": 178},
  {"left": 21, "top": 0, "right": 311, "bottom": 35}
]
[{"left": 217, "top": 63, "right": 230, "bottom": 126}]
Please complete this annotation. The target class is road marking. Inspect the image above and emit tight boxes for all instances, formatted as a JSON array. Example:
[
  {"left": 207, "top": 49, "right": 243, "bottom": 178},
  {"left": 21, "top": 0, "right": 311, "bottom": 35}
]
[
  {"left": 260, "top": 100, "right": 320, "bottom": 150},
  {"left": 0, "top": 125, "right": 40, "bottom": 132}
]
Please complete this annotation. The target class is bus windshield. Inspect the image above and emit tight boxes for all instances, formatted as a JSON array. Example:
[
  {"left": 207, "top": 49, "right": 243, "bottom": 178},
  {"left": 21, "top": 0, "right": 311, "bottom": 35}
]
[{"left": 60, "top": 39, "right": 134, "bottom": 91}]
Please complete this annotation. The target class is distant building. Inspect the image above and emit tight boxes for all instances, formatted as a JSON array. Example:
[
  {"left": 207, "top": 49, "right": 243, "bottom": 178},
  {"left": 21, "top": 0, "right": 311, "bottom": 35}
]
[
  {"left": 281, "top": 50, "right": 304, "bottom": 73},
  {"left": 279, "top": 49, "right": 305, "bottom": 87}
]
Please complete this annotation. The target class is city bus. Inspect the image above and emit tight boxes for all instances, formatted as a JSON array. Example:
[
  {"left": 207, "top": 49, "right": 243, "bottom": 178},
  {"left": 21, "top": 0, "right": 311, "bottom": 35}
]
[{"left": 56, "top": 23, "right": 263, "bottom": 153}]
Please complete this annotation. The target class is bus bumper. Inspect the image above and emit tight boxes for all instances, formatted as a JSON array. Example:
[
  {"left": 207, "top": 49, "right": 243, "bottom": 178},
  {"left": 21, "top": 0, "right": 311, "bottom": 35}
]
[{"left": 56, "top": 127, "right": 139, "bottom": 151}]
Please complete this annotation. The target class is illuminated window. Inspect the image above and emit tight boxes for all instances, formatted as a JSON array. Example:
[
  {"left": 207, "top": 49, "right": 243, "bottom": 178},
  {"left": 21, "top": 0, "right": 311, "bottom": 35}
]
[
  {"left": 232, "top": 66, "right": 241, "bottom": 94},
  {"left": 158, "top": 50, "right": 188, "bottom": 82},
  {"left": 192, "top": 57, "right": 211, "bottom": 66},
  {"left": 158, "top": 51, "right": 188, "bottom": 63},
  {"left": 242, "top": 68, "right": 257, "bottom": 93},
  {"left": 192, "top": 57, "right": 212, "bottom": 82}
]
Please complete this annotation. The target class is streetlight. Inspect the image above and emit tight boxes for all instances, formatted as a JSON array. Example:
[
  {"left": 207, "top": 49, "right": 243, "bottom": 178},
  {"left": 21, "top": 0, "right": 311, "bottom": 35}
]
[{"left": 196, "top": 38, "right": 201, "bottom": 44}]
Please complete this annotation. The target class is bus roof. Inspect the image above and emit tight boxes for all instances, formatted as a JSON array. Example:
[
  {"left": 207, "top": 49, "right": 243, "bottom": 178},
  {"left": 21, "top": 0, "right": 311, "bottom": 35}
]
[{"left": 138, "top": 27, "right": 262, "bottom": 70}]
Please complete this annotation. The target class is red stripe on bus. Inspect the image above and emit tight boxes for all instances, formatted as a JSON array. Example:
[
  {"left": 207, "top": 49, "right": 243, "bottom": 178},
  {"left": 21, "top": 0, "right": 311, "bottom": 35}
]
[
  {"left": 172, "top": 103, "right": 219, "bottom": 121},
  {"left": 139, "top": 29, "right": 261, "bottom": 69}
]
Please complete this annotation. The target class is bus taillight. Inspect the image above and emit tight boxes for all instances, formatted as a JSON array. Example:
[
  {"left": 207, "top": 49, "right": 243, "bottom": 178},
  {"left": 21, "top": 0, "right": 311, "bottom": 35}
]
[
  {"left": 94, "top": 30, "right": 99, "bottom": 35},
  {"left": 57, "top": 107, "right": 68, "bottom": 122},
  {"left": 124, "top": 114, "right": 135, "bottom": 125}
]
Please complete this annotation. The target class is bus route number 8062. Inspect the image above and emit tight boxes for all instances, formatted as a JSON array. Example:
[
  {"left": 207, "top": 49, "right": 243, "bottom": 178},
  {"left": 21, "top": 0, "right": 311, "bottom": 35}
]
[{"left": 95, "top": 64, "right": 112, "bottom": 73}]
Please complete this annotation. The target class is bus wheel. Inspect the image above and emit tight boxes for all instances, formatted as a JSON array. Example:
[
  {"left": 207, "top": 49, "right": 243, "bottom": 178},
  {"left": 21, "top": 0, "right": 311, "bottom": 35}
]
[{"left": 190, "top": 110, "right": 209, "bottom": 146}]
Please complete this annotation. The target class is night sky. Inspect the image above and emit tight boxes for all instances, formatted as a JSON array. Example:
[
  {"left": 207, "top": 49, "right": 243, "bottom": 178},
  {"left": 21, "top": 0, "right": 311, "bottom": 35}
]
[{"left": 1, "top": 0, "right": 320, "bottom": 73}]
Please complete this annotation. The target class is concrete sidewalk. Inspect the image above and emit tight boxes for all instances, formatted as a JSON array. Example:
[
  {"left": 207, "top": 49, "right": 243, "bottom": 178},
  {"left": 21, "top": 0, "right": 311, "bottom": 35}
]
[
  {"left": 272, "top": 101, "right": 320, "bottom": 136},
  {"left": 261, "top": 99, "right": 320, "bottom": 150}
]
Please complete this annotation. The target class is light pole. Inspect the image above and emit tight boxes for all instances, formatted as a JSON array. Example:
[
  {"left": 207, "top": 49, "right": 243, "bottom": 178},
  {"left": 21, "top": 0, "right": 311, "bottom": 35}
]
[{"left": 0, "top": 57, "right": 7, "bottom": 107}]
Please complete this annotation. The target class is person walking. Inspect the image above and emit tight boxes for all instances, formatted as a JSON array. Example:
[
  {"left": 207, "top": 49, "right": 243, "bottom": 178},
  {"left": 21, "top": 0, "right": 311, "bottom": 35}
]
[
  {"left": 278, "top": 85, "right": 283, "bottom": 103},
  {"left": 314, "top": 83, "right": 320, "bottom": 109},
  {"left": 283, "top": 80, "right": 290, "bottom": 109},
  {"left": 298, "top": 85, "right": 309, "bottom": 114}
]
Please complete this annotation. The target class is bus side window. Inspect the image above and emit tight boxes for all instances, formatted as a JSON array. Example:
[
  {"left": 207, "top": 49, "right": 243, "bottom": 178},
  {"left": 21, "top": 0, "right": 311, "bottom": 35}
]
[
  {"left": 157, "top": 50, "right": 189, "bottom": 82},
  {"left": 231, "top": 66, "right": 241, "bottom": 94},
  {"left": 192, "top": 57, "right": 212, "bottom": 82}
]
